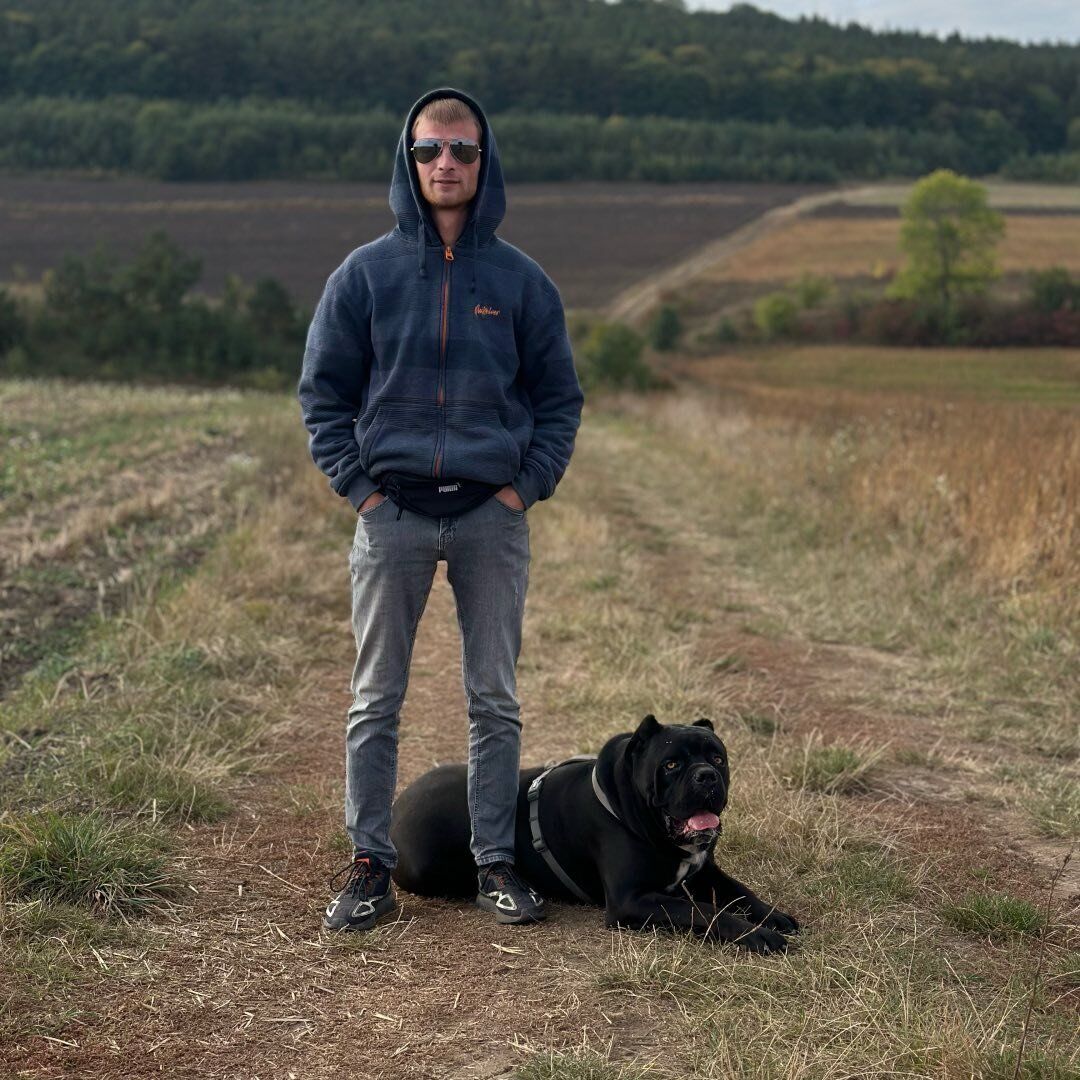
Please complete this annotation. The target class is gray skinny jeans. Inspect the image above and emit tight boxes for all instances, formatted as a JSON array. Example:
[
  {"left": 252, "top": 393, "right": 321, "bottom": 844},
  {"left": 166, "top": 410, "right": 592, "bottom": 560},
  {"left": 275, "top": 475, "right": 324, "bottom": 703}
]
[{"left": 345, "top": 493, "right": 529, "bottom": 869}]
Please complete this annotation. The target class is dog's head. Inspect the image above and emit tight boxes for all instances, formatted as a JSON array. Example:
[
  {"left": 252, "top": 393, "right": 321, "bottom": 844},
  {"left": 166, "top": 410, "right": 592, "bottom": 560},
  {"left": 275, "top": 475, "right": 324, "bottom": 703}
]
[{"left": 625, "top": 713, "right": 729, "bottom": 848}]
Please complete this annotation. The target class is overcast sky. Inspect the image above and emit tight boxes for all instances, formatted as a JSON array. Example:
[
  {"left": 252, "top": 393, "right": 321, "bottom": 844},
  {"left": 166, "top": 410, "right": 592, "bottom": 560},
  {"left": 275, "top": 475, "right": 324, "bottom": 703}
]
[{"left": 684, "top": 0, "right": 1080, "bottom": 44}]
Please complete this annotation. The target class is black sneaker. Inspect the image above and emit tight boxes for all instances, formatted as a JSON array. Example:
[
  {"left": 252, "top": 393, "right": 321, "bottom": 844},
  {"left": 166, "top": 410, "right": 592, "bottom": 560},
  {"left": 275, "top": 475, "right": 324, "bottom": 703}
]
[
  {"left": 476, "top": 860, "right": 546, "bottom": 925},
  {"left": 322, "top": 852, "right": 397, "bottom": 932}
]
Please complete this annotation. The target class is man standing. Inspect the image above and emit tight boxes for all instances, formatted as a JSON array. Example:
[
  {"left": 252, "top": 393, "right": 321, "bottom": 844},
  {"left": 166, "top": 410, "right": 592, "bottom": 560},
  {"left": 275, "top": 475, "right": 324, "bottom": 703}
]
[{"left": 298, "top": 88, "right": 584, "bottom": 932}]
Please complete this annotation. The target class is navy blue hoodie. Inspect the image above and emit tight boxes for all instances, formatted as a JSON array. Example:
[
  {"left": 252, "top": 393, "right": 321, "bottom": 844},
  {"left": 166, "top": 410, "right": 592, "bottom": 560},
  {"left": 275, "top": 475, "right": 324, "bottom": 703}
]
[{"left": 297, "top": 87, "right": 584, "bottom": 512}]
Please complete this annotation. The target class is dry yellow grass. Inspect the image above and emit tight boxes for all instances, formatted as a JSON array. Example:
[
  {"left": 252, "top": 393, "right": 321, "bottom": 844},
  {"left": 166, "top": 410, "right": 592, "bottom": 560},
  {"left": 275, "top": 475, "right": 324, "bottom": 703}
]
[
  {"left": 855, "top": 400, "right": 1080, "bottom": 591},
  {"left": 703, "top": 215, "right": 1080, "bottom": 284},
  {"left": 639, "top": 371, "right": 1080, "bottom": 615}
]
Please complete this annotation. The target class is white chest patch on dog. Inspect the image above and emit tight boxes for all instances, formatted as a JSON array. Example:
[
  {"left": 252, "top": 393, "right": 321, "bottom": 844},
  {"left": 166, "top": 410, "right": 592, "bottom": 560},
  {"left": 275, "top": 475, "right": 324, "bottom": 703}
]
[{"left": 666, "top": 848, "right": 708, "bottom": 893}]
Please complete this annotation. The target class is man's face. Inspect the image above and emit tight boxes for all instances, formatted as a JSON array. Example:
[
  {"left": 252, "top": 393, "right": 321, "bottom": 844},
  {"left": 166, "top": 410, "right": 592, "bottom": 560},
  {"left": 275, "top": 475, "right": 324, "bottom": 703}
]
[{"left": 412, "top": 119, "right": 482, "bottom": 212}]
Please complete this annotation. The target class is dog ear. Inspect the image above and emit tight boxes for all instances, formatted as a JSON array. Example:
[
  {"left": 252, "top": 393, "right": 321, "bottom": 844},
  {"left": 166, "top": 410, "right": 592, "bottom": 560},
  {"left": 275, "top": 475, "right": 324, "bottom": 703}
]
[
  {"left": 693, "top": 718, "right": 715, "bottom": 731},
  {"left": 627, "top": 713, "right": 662, "bottom": 755}
]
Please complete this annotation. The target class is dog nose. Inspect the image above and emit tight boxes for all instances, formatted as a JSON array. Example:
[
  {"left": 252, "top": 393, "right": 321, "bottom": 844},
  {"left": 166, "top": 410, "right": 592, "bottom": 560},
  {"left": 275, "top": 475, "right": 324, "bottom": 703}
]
[{"left": 689, "top": 765, "right": 720, "bottom": 790}]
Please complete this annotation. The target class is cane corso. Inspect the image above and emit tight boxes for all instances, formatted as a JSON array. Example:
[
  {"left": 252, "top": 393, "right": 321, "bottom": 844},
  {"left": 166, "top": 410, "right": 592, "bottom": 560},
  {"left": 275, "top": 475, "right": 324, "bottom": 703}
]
[{"left": 390, "top": 714, "right": 799, "bottom": 953}]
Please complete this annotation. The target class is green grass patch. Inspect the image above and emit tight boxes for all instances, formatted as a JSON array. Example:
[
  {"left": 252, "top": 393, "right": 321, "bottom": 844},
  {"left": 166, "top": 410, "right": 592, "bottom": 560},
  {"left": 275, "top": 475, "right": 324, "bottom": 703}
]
[
  {"left": 939, "top": 891, "right": 1047, "bottom": 939},
  {"left": 734, "top": 346, "right": 1080, "bottom": 405},
  {"left": 1028, "top": 776, "right": 1080, "bottom": 839},
  {"left": 0, "top": 810, "right": 183, "bottom": 918},
  {"left": 737, "top": 710, "right": 781, "bottom": 737},
  {"left": 585, "top": 572, "right": 619, "bottom": 591},
  {"left": 805, "top": 848, "right": 917, "bottom": 907},
  {"left": 781, "top": 738, "right": 881, "bottom": 795}
]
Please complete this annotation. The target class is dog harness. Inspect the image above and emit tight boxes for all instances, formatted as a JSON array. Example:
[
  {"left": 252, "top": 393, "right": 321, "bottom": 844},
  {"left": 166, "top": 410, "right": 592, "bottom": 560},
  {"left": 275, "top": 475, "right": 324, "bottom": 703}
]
[{"left": 526, "top": 755, "right": 620, "bottom": 902}]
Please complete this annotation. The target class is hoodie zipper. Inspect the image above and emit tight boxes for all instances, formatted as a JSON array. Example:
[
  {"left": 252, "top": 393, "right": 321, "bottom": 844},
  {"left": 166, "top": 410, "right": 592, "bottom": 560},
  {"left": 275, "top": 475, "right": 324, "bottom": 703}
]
[{"left": 433, "top": 244, "right": 453, "bottom": 477}]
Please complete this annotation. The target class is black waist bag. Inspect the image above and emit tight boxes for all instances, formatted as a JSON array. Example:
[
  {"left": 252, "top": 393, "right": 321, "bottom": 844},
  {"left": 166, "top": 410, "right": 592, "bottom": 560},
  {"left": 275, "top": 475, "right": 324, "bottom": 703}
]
[{"left": 377, "top": 471, "right": 501, "bottom": 521}]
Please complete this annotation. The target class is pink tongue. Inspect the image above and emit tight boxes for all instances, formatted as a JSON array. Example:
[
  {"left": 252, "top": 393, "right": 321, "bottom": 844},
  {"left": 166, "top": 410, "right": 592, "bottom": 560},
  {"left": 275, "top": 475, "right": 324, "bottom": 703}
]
[{"left": 686, "top": 812, "right": 720, "bottom": 831}]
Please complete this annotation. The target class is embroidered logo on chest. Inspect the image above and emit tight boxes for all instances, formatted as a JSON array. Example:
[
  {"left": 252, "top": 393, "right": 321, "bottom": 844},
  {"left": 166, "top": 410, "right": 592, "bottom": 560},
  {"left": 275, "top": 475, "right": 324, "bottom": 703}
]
[{"left": 474, "top": 304, "right": 501, "bottom": 318}]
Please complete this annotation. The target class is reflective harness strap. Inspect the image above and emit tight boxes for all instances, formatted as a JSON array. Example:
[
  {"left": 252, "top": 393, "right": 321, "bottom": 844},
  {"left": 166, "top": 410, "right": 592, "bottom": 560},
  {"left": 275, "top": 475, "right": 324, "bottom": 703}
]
[{"left": 527, "top": 754, "right": 619, "bottom": 903}]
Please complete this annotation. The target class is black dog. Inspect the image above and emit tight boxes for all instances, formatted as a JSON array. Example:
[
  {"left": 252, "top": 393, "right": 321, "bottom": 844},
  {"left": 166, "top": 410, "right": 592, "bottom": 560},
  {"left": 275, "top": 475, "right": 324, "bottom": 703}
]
[{"left": 390, "top": 714, "right": 799, "bottom": 953}]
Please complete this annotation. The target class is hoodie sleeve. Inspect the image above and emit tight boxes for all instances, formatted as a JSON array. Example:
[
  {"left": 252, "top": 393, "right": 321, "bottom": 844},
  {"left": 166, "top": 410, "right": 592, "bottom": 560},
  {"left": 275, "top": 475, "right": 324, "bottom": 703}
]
[
  {"left": 297, "top": 261, "right": 380, "bottom": 512},
  {"left": 510, "top": 275, "right": 585, "bottom": 509}
]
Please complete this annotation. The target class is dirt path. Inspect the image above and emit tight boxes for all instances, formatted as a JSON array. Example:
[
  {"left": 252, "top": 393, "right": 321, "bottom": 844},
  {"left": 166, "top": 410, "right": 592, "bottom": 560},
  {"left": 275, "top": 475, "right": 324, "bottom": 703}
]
[
  {"left": 605, "top": 185, "right": 879, "bottom": 327},
  {"left": 7, "top": 568, "right": 678, "bottom": 1080}
]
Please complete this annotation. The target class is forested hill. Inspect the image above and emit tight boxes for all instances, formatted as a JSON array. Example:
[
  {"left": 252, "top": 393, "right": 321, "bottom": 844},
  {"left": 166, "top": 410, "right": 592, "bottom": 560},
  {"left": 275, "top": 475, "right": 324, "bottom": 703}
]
[{"left": 2, "top": 0, "right": 1078, "bottom": 182}]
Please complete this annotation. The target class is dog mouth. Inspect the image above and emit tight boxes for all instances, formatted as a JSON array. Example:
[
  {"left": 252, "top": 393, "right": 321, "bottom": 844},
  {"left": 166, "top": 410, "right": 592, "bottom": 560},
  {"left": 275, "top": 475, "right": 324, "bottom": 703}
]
[{"left": 663, "top": 810, "right": 722, "bottom": 843}]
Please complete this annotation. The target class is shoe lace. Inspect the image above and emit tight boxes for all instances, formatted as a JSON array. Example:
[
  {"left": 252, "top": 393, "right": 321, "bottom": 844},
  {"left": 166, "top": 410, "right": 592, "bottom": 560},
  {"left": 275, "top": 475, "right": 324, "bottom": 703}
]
[
  {"left": 329, "top": 855, "right": 381, "bottom": 899},
  {"left": 485, "top": 861, "right": 526, "bottom": 894}
]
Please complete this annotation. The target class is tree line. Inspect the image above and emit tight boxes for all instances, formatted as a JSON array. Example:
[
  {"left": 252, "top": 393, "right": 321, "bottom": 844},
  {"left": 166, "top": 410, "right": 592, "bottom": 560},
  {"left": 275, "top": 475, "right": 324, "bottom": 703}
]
[
  {"left": 0, "top": 0, "right": 1077, "bottom": 182},
  {"left": 0, "top": 96, "right": 1034, "bottom": 183},
  {"left": 0, "top": 231, "right": 308, "bottom": 389}
]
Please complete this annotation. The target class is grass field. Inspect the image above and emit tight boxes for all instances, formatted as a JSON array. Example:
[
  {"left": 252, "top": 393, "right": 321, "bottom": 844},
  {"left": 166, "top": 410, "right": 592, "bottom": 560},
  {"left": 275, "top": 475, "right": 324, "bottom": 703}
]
[
  {"left": 675, "top": 345, "right": 1080, "bottom": 404},
  {"left": 1, "top": 356, "right": 1077, "bottom": 1077}
]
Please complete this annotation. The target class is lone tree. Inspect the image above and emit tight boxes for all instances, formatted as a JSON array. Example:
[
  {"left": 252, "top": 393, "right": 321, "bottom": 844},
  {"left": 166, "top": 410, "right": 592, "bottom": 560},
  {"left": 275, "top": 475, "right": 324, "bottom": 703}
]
[{"left": 888, "top": 169, "right": 1004, "bottom": 332}]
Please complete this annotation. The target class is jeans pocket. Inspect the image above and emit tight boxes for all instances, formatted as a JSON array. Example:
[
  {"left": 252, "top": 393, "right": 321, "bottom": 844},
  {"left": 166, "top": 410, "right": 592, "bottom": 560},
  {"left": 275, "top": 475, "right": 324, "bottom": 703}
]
[
  {"left": 492, "top": 494, "right": 525, "bottom": 517},
  {"left": 359, "top": 495, "right": 393, "bottom": 520}
]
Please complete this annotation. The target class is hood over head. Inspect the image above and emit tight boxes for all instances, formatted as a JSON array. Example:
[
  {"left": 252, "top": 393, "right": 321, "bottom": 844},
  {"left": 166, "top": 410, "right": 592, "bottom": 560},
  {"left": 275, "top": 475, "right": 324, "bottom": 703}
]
[{"left": 389, "top": 86, "right": 506, "bottom": 293}]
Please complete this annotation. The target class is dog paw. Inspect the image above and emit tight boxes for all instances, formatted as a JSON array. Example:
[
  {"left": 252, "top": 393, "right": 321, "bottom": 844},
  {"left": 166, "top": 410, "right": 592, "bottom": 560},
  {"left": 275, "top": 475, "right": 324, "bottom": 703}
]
[
  {"left": 761, "top": 909, "right": 800, "bottom": 935},
  {"left": 735, "top": 925, "right": 791, "bottom": 955},
  {"left": 747, "top": 903, "right": 800, "bottom": 935}
]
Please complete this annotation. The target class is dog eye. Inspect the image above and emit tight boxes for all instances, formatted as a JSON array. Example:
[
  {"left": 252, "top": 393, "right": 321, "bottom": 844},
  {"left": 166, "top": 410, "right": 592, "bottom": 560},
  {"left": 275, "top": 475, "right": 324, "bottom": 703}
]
[
  {"left": 663, "top": 760, "right": 680, "bottom": 770},
  {"left": 712, "top": 754, "right": 725, "bottom": 765}
]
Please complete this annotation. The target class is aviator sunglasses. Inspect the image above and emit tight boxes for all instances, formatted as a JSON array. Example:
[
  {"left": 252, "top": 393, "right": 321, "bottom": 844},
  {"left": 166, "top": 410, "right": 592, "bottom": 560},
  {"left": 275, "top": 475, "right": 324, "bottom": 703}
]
[{"left": 410, "top": 138, "right": 482, "bottom": 165}]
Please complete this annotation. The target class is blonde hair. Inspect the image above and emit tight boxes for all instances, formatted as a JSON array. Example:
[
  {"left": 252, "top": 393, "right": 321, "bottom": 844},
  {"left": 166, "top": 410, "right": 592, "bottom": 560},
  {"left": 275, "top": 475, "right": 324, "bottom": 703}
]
[{"left": 411, "top": 97, "right": 482, "bottom": 141}]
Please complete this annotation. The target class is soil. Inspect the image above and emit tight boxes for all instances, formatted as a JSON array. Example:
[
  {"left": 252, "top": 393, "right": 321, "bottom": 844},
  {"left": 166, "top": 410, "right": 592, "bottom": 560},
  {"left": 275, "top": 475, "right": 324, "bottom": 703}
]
[{"left": 0, "top": 176, "right": 825, "bottom": 311}]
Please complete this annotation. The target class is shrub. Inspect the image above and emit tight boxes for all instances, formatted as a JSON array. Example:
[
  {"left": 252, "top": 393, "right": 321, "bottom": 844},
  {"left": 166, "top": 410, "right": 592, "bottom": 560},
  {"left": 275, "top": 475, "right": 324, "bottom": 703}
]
[
  {"left": 794, "top": 272, "right": 832, "bottom": 309},
  {"left": 715, "top": 316, "right": 739, "bottom": 343},
  {"left": 648, "top": 304, "right": 682, "bottom": 351},
  {"left": 858, "top": 297, "right": 940, "bottom": 346},
  {"left": 1029, "top": 267, "right": 1080, "bottom": 313},
  {"left": 21, "top": 231, "right": 306, "bottom": 383},
  {"left": 0, "top": 287, "right": 25, "bottom": 355},
  {"left": 753, "top": 291, "right": 799, "bottom": 339},
  {"left": 247, "top": 276, "right": 304, "bottom": 342},
  {"left": 119, "top": 229, "right": 202, "bottom": 312},
  {"left": 577, "top": 321, "right": 655, "bottom": 391}
]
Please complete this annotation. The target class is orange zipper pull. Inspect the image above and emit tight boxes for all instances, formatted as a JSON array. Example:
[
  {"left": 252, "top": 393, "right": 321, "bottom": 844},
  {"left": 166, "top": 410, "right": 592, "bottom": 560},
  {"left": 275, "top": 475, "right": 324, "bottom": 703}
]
[{"left": 445, "top": 245, "right": 454, "bottom": 261}]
